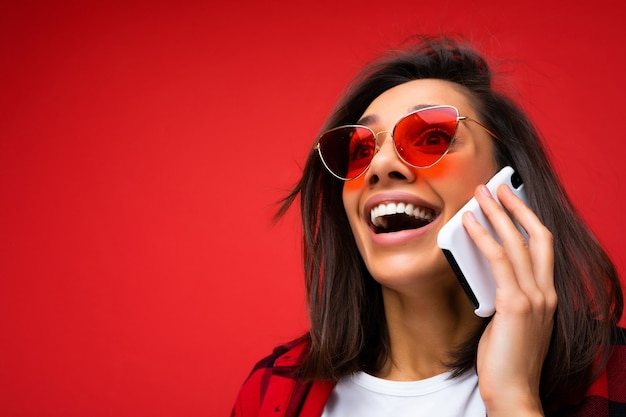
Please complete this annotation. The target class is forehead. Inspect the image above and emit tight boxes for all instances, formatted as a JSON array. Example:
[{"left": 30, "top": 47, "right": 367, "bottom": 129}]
[{"left": 359, "top": 79, "right": 476, "bottom": 125}]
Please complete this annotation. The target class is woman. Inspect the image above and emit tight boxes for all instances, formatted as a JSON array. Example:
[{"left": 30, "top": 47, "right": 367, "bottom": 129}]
[{"left": 231, "top": 35, "right": 625, "bottom": 416}]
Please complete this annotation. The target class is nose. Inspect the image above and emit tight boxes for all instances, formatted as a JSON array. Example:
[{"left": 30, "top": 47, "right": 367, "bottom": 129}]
[{"left": 364, "top": 132, "right": 416, "bottom": 186}]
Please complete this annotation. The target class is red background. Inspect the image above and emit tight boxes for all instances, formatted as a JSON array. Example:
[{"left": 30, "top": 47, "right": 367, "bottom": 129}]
[{"left": 1, "top": 1, "right": 625, "bottom": 416}]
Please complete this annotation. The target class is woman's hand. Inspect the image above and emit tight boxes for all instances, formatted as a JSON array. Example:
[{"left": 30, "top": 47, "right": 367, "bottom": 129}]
[{"left": 462, "top": 183, "right": 556, "bottom": 417}]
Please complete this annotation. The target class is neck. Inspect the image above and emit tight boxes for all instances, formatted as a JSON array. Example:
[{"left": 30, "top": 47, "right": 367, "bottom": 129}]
[{"left": 376, "top": 282, "right": 483, "bottom": 381}]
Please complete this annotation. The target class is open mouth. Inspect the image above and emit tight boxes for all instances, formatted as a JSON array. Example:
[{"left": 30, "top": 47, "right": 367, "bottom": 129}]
[{"left": 370, "top": 202, "right": 437, "bottom": 234}]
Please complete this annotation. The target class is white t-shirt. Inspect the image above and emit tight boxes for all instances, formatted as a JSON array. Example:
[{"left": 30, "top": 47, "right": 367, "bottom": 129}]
[{"left": 321, "top": 369, "right": 485, "bottom": 416}]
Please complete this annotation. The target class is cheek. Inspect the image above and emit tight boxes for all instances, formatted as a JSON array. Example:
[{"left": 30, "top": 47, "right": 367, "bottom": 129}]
[
  {"left": 342, "top": 175, "right": 366, "bottom": 193},
  {"left": 427, "top": 157, "right": 497, "bottom": 210},
  {"left": 418, "top": 159, "right": 448, "bottom": 178},
  {"left": 438, "top": 143, "right": 496, "bottom": 180},
  {"left": 342, "top": 175, "right": 365, "bottom": 215},
  {"left": 342, "top": 177, "right": 367, "bottom": 246},
  {"left": 438, "top": 158, "right": 490, "bottom": 181}
]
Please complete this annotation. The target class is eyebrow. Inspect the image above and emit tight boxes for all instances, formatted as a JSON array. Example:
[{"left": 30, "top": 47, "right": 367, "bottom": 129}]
[{"left": 356, "top": 104, "right": 437, "bottom": 126}]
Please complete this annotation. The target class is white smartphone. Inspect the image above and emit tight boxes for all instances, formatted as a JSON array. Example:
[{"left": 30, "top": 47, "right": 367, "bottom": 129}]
[{"left": 437, "top": 166, "right": 529, "bottom": 317}]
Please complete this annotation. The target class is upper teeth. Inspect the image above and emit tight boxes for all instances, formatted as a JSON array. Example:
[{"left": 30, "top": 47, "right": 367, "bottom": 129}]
[{"left": 370, "top": 202, "right": 435, "bottom": 227}]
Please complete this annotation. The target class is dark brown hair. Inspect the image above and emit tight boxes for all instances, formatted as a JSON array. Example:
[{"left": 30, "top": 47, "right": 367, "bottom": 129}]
[{"left": 277, "top": 34, "right": 623, "bottom": 408}]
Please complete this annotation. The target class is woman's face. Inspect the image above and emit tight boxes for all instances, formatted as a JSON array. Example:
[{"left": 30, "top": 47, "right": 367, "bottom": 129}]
[{"left": 342, "top": 79, "right": 497, "bottom": 292}]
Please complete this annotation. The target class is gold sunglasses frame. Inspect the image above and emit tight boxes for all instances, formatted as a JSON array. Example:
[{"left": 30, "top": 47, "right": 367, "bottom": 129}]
[{"left": 314, "top": 105, "right": 498, "bottom": 181}]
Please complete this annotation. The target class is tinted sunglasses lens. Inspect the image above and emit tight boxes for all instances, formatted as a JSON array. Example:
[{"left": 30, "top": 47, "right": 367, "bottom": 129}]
[
  {"left": 318, "top": 126, "right": 375, "bottom": 179},
  {"left": 394, "top": 107, "right": 458, "bottom": 167}
]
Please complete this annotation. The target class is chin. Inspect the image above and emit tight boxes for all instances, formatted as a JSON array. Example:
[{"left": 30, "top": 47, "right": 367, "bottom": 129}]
[{"left": 365, "top": 253, "right": 454, "bottom": 291}]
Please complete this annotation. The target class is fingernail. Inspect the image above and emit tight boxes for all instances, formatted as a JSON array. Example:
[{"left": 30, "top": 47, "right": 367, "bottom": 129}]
[
  {"left": 464, "top": 211, "right": 477, "bottom": 223},
  {"left": 480, "top": 184, "right": 491, "bottom": 198}
]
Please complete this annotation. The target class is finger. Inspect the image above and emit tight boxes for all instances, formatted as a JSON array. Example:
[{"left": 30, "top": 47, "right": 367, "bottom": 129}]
[
  {"left": 471, "top": 185, "right": 536, "bottom": 292},
  {"left": 461, "top": 208, "right": 521, "bottom": 294},
  {"left": 496, "top": 185, "right": 556, "bottom": 296}
]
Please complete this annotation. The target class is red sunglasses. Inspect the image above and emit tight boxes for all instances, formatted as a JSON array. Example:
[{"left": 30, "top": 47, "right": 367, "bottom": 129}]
[{"left": 314, "top": 105, "right": 497, "bottom": 180}]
